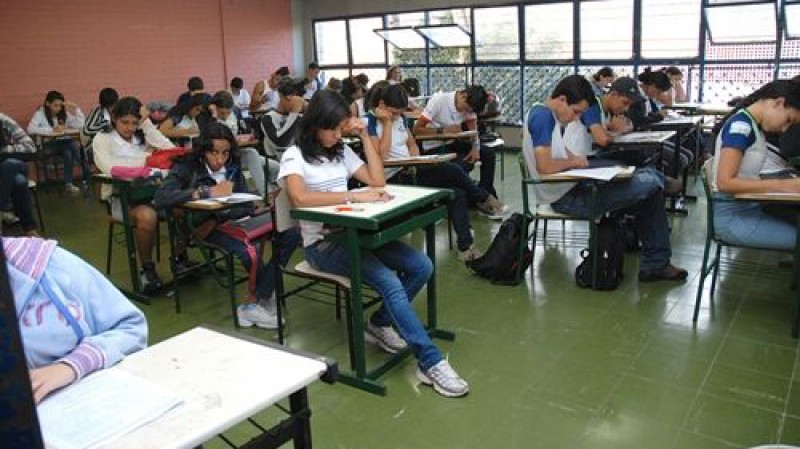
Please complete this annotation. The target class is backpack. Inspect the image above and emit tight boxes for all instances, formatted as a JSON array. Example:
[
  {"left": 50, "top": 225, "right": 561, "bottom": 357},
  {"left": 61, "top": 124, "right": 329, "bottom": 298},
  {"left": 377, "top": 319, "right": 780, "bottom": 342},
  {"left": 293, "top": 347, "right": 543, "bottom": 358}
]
[
  {"left": 466, "top": 213, "right": 532, "bottom": 285},
  {"left": 215, "top": 211, "right": 274, "bottom": 298},
  {"left": 575, "top": 216, "right": 625, "bottom": 290}
]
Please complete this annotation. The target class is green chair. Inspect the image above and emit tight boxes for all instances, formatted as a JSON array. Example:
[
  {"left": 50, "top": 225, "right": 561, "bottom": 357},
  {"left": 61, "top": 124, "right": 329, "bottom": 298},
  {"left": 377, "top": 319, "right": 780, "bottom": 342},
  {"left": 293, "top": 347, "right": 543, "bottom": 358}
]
[{"left": 692, "top": 159, "right": 793, "bottom": 323}]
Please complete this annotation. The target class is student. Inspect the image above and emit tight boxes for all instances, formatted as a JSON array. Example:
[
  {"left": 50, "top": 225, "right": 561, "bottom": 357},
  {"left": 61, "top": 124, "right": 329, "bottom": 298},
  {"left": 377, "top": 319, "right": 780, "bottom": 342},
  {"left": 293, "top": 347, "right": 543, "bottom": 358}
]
[
  {"left": 589, "top": 66, "right": 616, "bottom": 97},
  {"left": 199, "top": 90, "right": 275, "bottom": 197},
  {"left": 712, "top": 79, "right": 800, "bottom": 250},
  {"left": 1, "top": 113, "right": 39, "bottom": 236},
  {"left": 6, "top": 236, "right": 147, "bottom": 404},
  {"left": 386, "top": 65, "right": 402, "bottom": 84},
  {"left": 342, "top": 76, "right": 367, "bottom": 118},
  {"left": 82, "top": 87, "right": 119, "bottom": 153},
  {"left": 176, "top": 76, "right": 212, "bottom": 107},
  {"left": 303, "top": 61, "right": 324, "bottom": 101},
  {"left": 154, "top": 122, "right": 300, "bottom": 329},
  {"left": 366, "top": 84, "right": 497, "bottom": 261},
  {"left": 230, "top": 77, "right": 251, "bottom": 118},
  {"left": 523, "top": 74, "right": 687, "bottom": 282},
  {"left": 251, "top": 66, "right": 290, "bottom": 112},
  {"left": 159, "top": 94, "right": 204, "bottom": 141},
  {"left": 662, "top": 66, "right": 687, "bottom": 106},
  {"left": 401, "top": 78, "right": 423, "bottom": 111},
  {"left": 412, "top": 84, "right": 507, "bottom": 215},
  {"left": 278, "top": 90, "right": 469, "bottom": 397},
  {"left": 326, "top": 77, "right": 342, "bottom": 93},
  {"left": 27, "top": 91, "right": 90, "bottom": 194},
  {"left": 93, "top": 97, "right": 178, "bottom": 292},
  {"left": 260, "top": 76, "right": 304, "bottom": 158}
]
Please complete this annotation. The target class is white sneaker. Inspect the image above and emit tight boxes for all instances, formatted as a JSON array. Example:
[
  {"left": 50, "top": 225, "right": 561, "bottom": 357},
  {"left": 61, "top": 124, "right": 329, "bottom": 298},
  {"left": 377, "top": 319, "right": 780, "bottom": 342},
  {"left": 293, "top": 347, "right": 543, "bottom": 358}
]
[
  {"left": 476, "top": 195, "right": 509, "bottom": 220},
  {"left": 64, "top": 183, "right": 81, "bottom": 194},
  {"left": 365, "top": 321, "right": 408, "bottom": 354},
  {"left": 416, "top": 359, "right": 470, "bottom": 397},
  {"left": 257, "top": 294, "right": 285, "bottom": 325},
  {"left": 458, "top": 245, "right": 483, "bottom": 262},
  {"left": 1, "top": 211, "right": 20, "bottom": 226},
  {"left": 237, "top": 303, "right": 278, "bottom": 329}
]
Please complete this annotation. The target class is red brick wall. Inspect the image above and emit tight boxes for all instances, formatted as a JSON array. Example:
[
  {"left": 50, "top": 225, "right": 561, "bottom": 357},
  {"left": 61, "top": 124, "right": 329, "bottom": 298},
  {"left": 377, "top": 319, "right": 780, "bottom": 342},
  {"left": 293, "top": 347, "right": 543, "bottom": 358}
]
[{"left": 0, "top": 0, "right": 294, "bottom": 126}]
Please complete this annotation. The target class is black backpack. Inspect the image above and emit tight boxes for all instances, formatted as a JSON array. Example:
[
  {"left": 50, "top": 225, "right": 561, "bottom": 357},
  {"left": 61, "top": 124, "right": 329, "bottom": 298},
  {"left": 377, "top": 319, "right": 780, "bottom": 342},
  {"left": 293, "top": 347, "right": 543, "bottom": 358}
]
[
  {"left": 466, "top": 213, "right": 532, "bottom": 285},
  {"left": 575, "top": 216, "right": 625, "bottom": 290}
]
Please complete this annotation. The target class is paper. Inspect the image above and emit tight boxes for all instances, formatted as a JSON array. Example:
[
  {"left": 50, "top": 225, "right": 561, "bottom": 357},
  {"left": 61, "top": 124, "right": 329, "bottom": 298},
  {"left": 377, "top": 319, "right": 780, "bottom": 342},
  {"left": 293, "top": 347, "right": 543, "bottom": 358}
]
[
  {"left": 613, "top": 131, "right": 673, "bottom": 143},
  {"left": 211, "top": 192, "right": 262, "bottom": 203},
  {"left": 560, "top": 166, "right": 625, "bottom": 181},
  {"left": 37, "top": 368, "right": 183, "bottom": 449}
]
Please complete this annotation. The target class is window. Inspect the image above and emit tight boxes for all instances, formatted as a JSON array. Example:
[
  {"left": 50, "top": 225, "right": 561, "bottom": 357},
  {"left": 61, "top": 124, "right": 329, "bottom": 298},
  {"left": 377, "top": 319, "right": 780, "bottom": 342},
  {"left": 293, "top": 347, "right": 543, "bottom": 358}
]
[
  {"left": 315, "top": 20, "right": 348, "bottom": 66},
  {"left": 786, "top": 2, "right": 800, "bottom": 39},
  {"left": 349, "top": 17, "right": 385, "bottom": 65},
  {"left": 415, "top": 25, "right": 471, "bottom": 48},
  {"left": 641, "top": 0, "right": 701, "bottom": 58},
  {"left": 525, "top": 2, "right": 574, "bottom": 61},
  {"left": 474, "top": 6, "right": 520, "bottom": 61},
  {"left": 705, "top": 3, "right": 777, "bottom": 43},
  {"left": 580, "top": 0, "right": 634, "bottom": 60},
  {"left": 428, "top": 8, "right": 471, "bottom": 28}
]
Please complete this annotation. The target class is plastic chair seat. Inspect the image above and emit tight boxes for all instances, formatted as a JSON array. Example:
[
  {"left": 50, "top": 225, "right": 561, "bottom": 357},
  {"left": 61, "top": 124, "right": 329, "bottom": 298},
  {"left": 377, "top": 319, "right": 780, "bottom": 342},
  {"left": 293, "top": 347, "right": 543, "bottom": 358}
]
[{"left": 293, "top": 260, "right": 351, "bottom": 289}]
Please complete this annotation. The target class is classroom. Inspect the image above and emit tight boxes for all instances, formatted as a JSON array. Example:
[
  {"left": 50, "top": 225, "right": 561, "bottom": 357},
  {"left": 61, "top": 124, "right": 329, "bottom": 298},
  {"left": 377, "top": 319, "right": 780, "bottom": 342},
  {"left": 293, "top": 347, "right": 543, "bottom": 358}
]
[{"left": 1, "top": 0, "right": 800, "bottom": 448}]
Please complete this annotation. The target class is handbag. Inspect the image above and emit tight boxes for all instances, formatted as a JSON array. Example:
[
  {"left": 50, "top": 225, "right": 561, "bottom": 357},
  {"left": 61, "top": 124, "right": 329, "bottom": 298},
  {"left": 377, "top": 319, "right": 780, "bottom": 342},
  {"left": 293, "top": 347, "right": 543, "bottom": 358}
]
[
  {"left": 145, "top": 147, "right": 190, "bottom": 169},
  {"left": 215, "top": 211, "right": 274, "bottom": 296}
]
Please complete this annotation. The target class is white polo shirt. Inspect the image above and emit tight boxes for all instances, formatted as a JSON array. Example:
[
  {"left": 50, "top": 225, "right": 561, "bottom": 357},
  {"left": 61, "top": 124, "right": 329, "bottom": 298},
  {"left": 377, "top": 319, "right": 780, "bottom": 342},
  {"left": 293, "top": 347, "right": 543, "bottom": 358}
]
[{"left": 420, "top": 91, "right": 476, "bottom": 151}]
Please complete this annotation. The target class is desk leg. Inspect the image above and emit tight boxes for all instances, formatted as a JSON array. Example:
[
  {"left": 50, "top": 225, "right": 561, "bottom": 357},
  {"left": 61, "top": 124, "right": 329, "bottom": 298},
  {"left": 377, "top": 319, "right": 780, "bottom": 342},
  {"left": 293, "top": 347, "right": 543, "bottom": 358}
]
[
  {"left": 347, "top": 228, "right": 366, "bottom": 377},
  {"left": 120, "top": 194, "right": 145, "bottom": 297},
  {"left": 793, "top": 211, "right": 800, "bottom": 338},
  {"left": 425, "top": 223, "right": 455, "bottom": 342},
  {"left": 289, "top": 388, "right": 312, "bottom": 449},
  {"left": 666, "top": 133, "right": 689, "bottom": 217}
]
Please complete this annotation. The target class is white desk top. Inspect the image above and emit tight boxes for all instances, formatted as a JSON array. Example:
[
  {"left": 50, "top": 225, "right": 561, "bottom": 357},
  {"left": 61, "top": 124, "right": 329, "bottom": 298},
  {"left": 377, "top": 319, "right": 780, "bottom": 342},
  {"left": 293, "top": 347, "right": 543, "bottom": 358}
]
[
  {"left": 612, "top": 130, "right": 676, "bottom": 144},
  {"left": 292, "top": 184, "right": 446, "bottom": 220},
  {"left": 100, "top": 327, "right": 328, "bottom": 449}
]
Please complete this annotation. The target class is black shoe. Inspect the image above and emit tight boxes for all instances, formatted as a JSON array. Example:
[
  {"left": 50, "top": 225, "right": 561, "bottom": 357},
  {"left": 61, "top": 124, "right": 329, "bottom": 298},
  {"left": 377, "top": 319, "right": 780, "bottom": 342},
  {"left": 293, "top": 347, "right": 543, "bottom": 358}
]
[
  {"left": 639, "top": 263, "right": 688, "bottom": 282},
  {"left": 139, "top": 264, "right": 163, "bottom": 293}
]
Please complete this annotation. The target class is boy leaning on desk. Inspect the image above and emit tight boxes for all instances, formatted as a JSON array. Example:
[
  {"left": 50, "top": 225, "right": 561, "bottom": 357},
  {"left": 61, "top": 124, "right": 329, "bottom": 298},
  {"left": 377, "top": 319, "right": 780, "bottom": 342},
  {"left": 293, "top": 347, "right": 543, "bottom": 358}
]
[{"left": 522, "top": 74, "right": 688, "bottom": 283}]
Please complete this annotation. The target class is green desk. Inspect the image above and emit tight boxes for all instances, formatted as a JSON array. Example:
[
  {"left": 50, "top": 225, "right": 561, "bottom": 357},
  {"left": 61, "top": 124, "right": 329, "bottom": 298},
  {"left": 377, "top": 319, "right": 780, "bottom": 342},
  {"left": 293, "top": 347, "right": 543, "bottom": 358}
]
[
  {"left": 94, "top": 173, "right": 164, "bottom": 305},
  {"left": 290, "top": 184, "right": 455, "bottom": 395}
]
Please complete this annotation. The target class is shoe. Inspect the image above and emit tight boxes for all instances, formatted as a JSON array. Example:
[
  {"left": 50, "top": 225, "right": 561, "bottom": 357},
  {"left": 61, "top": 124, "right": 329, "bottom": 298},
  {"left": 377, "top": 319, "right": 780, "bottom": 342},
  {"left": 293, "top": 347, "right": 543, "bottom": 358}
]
[
  {"left": 257, "top": 294, "right": 285, "bottom": 325},
  {"left": 416, "top": 360, "right": 470, "bottom": 397},
  {"left": 365, "top": 321, "right": 407, "bottom": 354},
  {"left": 139, "top": 264, "right": 163, "bottom": 293},
  {"left": 664, "top": 177, "right": 683, "bottom": 197},
  {"left": 458, "top": 245, "right": 483, "bottom": 262},
  {"left": 639, "top": 263, "right": 688, "bottom": 282},
  {"left": 1, "top": 211, "right": 20, "bottom": 226},
  {"left": 237, "top": 303, "right": 278, "bottom": 329},
  {"left": 476, "top": 195, "right": 509, "bottom": 220},
  {"left": 64, "top": 183, "right": 81, "bottom": 194}
]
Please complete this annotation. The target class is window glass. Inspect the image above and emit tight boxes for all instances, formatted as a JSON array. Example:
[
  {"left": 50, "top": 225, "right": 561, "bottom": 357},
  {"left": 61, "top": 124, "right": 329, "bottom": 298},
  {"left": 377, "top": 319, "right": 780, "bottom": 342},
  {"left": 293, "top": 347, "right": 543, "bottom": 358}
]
[
  {"left": 350, "top": 17, "right": 386, "bottom": 65},
  {"left": 580, "top": 0, "right": 634, "bottom": 59},
  {"left": 641, "top": 0, "right": 701, "bottom": 58},
  {"left": 315, "top": 20, "right": 348, "bottom": 65},
  {"left": 474, "top": 6, "right": 519, "bottom": 61},
  {"left": 706, "top": 4, "right": 776, "bottom": 43},
  {"left": 525, "top": 3, "right": 574, "bottom": 60}
]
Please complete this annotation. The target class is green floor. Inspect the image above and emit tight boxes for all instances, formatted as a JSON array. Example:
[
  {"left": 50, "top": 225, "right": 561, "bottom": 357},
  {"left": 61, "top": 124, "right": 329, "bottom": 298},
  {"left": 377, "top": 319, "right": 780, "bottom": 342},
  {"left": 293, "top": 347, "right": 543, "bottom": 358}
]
[{"left": 28, "top": 153, "right": 800, "bottom": 448}]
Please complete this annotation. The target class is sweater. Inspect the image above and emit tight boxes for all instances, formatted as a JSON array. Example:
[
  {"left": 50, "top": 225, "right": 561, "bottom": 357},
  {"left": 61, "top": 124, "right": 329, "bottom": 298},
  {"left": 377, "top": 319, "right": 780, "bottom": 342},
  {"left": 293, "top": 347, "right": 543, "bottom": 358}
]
[{"left": 1, "top": 113, "right": 36, "bottom": 156}]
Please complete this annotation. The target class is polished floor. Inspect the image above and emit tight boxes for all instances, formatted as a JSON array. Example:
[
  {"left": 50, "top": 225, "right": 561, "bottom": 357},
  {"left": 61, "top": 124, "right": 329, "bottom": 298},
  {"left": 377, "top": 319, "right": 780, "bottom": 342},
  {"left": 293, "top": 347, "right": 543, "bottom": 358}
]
[{"left": 25, "top": 153, "right": 800, "bottom": 449}]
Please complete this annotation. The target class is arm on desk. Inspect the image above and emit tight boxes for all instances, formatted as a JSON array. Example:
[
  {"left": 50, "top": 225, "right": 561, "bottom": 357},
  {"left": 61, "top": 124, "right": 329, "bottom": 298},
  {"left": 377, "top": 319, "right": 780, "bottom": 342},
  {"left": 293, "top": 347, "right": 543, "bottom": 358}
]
[
  {"left": 154, "top": 163, "right": 199, "bottom": 208},
  {"left": 534, "top": 144, "right": 589, "bottom": 175},
  {"left": 717, "top": 147, "right": 800, "bottom": 194}
]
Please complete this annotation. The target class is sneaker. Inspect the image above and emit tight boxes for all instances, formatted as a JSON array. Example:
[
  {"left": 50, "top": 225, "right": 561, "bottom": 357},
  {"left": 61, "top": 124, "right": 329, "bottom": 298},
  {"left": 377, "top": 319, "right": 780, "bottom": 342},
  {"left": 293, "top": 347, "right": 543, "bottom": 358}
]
[
  {"left": 237, "top": 303, "right": 278, "bottom": 329},
  {"left": 458, "top": 245, "right": 483, "bottom": 262},
  {"left": 416, "top": 360, "right": 470, "bottom": 397},
  {"left": 476, "top": 195, "right": 509, "bottom": 220},
  {"left": 365, "top": 321, "right": 407, "bottom": 354},
  {"left": 257, "top": 294, "right": 285, "bottom": 325},
  {"left": 1, "top": 211, "right": 20, "bottom": 226},
  {"left": 64, "top": 183, "right": 81, "bottom": 194},
  {"left": 639, "top": 263, "right": 688, "bottom": 282},
  {"left": 139, "top": 264, "right": 163, "bottom": 294}
]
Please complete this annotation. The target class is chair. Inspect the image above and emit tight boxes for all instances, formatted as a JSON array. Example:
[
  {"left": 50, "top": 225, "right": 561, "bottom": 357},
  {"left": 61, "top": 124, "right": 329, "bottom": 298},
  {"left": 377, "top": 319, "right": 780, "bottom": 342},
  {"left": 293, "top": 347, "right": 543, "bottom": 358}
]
[
  {"left": 692, "top": 159, "right": 793, "bottom": 322},
  {"left": 516, "top": 154, "right": 599, "bottom": 284},
  {"left": 104, "top": 196, "right": 161, "bottom": 276},
  {"left": 25, "top": 179, "right": 45, "bottom": 233}
]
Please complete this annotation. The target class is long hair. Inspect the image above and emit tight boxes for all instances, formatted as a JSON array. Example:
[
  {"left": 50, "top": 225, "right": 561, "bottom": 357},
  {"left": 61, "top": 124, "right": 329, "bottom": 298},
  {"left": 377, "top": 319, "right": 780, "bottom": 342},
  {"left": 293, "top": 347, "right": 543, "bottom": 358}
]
[
  {"left": 98, "top": 88, "right": 119, "bottom": 109},
  {"left": 105, "top": 96, "right": 145, "bottom": 143},
  {"left": 714, "top": 79, "right": 800, "bottom": 138},
  {"left": 638, "top": 67, "right": 671, "bottom": 91},
  {"left": 167, "top": 93, "right": 206, "bottom": 124},
  {"left": 43, "top": 90, "right": 66, "bottom": 127},
  {"left": 186, "top": 121, "right": 239, "bottom": 166},
  {"left": 294, "top": 90, "right": 351, "bottom": 164},
  {"left": 379, "top": 84, "right": 409, "bottom": 110},
  {"left": 363, "top": 80, "right": 390, "bottom": 111}
]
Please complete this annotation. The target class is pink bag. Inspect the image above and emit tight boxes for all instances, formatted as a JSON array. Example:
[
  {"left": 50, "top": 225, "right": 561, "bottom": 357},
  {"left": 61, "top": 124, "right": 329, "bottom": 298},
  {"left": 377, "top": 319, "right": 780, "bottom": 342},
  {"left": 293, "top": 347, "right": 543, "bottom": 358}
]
[{"left": 110, "top": 166, "right": 153, "bottom": 179}]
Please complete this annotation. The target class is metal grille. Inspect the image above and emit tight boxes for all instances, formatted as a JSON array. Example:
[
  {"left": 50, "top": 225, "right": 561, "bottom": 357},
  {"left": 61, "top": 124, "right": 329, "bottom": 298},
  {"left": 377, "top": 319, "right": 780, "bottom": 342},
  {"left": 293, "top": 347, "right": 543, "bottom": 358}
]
[
  {"left": 401, "top": 66, "right": 428, "bottom": 96},
  {"left": 778, "top": 63, "right": 800, "bottom": 79},
  {"left": 429, "top": 66, "right": 468, "bottom": 94},
  {"left": 697, "top": 64, "right": 775, "bottom": 103},
  {"left": 782, "top": 40, "right": 800, "bottom": 60},
  {"left": 522, "top": 66, "right": 573, "bottom": 118},
  {"left": 474, "top": 66, "right": 522, "bottom": 123},
  {"left": 705, "top": 39, "right": 776, "bottom": 60}
]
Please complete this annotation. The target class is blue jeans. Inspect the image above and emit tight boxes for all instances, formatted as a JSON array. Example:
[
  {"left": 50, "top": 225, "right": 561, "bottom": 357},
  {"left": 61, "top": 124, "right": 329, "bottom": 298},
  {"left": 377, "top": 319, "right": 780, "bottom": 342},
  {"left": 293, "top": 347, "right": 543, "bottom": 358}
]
[
  {"left": 45, "top": 138, "right": 89, "bottom": 185},
  {"left": 0, "top": 159, "right": 37, "bottom": 231},
  {"left": 551, "top": 166, "right": 672, "bottom": 272},
  {"left": 205, "top": 227, "right": 301, "bottom": 300},
  {"left": 436, "top": 140, "right": 497, "bottom": 197},
  {"left": 713, "top": 198, "right": 797, "bottom": 251},
  {"left": 305, "top": 240, "right": 443, "bottom": 370}
]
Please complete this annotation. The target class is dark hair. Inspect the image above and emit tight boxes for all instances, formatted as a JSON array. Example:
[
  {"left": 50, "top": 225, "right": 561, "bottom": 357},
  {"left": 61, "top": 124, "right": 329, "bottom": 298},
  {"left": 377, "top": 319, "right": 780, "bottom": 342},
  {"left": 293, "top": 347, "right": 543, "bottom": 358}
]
[
  {"left": 167, "top": 93, "right": 207, "bottom": 123},
  {"left": 308, "top": 61, "right": 320, "bottom": 70},
  {"left": 715, "top": 79, "right": 800, "bottom": 137},
  {"left": 379, "top": 84, "right": 408, "bottom": 110},
  {"left": 230, "top": 77, "right": 243, "bottom": 90},
  {"left": 276, "top": 66, "right": 290, "bottom": 77},
  {"left": 327, "top": 77, "right": 342, "bottom": 91},
  {"left": 187, "top": 76, "right": 204, "bottom": 91},
  {"left": 793, "top": 74, "right": 800, "bottom": 83},
  {"left": 355, "top": 73, "right": 369, "bottom": 88},
  {"left": 593, "top": 67, "right": 615, "bottom": 81},
  {"left": 209, "top": 90, "right": 235, "bottom": 109},
  {"left": 99, "top": 88, "right": 119, "bottom": 109},
  {"left": 364, "top": 81, "right": 390, "bottom": 110},
  {"left": 340, "top": 76, "right": 362, "bottom": 104},
  {"left": 463, "top": 85, "right": 488, "bottom": 114},
  {"left": 386, "top": 65, "right": 401, "bottom": 81},
  {"left": 43, "top": 90, "right": 66, "bottom": 127},
  {"left": 663, "top": 66, "right": 683, "bottom": 77},
  {"left": 106, "top": 96, "right": 145, "bottom": 142},
  {"left": 191, "top": 121, "right": 239, "bottom": 164},
  {"left": 401, "top": 78, "right": 421, "bottom": 97},
  {"left": 550, "top": 74, "right": 597, "bottom": 105},
  {"left": 295, "top": 90, "right": 351, "bottom": 163},
  {"left": 638, "top": 67, "right": 671, "bottom": 91}
]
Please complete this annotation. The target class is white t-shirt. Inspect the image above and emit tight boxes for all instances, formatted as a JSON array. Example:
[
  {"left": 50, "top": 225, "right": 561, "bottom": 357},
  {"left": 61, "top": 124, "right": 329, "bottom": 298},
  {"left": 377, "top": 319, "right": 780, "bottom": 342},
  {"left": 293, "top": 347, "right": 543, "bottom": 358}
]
[
  {"left": 420, "top": 91, "right": 476, "bottom": 151},
  {"left": 232, "top": 89, "right": 251, "bottom": 118},
  {"left": 277, "top": 144, "right": 364, "bottom": 247},
  {"left": 366, "top": 114, "right": 410, "bottom": 179}
]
